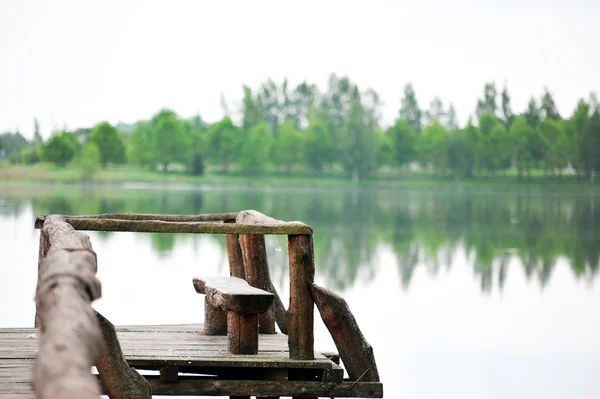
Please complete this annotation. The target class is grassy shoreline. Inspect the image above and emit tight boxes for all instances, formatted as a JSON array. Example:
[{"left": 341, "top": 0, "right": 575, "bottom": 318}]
[{"left": 1, "top": 163, "right": 599, "bottom": 193}]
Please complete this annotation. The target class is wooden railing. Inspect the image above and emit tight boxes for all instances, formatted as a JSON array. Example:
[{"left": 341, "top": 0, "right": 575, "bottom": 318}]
[
  {"left": 33, "top": 210, "right": 379, "bottom": 398},
  {"left": 33, "top": 210, "right": 317, "bottom": 397}
]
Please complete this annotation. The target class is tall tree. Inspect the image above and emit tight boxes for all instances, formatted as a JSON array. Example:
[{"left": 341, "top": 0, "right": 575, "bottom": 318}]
[
  {"left": 416, "top": 121, "right": 449, "bottom": 174},
  {"left": 510, "top": 116, "right": 537, "bottom": 179},
  {"left": 540, "top": 87, "right": 561, "bottom": 120},
  {"left": 476, "top": 82, "right": 498, "bottom": 119},
  {"left": 387, "top": 119, "right": 417, "bottom": 168},
  {"left": 241, "top": 86, "right": 262, "bottom": 131},
  {"left": 399, "top": 83, "right": 422, "bottom": 133},
  {"left": 341, "top": 86, "right": 377, "bottom": 182},
  {"left": 207, "top": 117, "right": 241, "bottom": 174},
  {"left": 240, "top": 121, "right": 273, "bottom": 174},
  {"left": 220, "top": 92, "right": 230, "bottom": 117},
  {"left": 524, "top": 97, "right": 541, "bottom": 128},
  {"left": 33, "top": 118, "right": 42, "bottom": 145},
  {"left": 128, "top": 121, "right": 156, "bottom": 169},
  {"left": 151, "top": 109, "right": 192, "bottom": 171},
  {"left": 304, "top": 119, "right": 333, "bottom": 174},
  {"left": 89, "top": 121, "right": 126, "bottom": 168},
  {"left": 290, "top": 81, "right": 318, "bottom": 129},
  {"left": 538, "top": 118, "right": 567, "bottom": 175},
  {"left": 272, "top": 121, "right": 302, "bottom": 174},
  {"left": 446, "top": 103, "right": 458, "bottom": 130},
  {"left": 501, "top": 84, "right": 514, "bottom": 129}
]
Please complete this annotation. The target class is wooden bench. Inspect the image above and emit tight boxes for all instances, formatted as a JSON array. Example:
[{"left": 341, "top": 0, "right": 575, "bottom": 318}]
[{"left": 193, "top": 277, "right": 274, "bottom": 354}]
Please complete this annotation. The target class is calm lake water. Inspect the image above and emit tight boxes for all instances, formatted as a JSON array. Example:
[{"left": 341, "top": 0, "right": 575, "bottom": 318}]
[{"left": 1, "top": 182, "right": 599, "bottom": 398}]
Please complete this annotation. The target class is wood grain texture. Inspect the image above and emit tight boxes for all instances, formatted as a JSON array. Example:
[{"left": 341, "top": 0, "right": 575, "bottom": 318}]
[
  {"left": 35, "top": 212, "right": 239, "bottom": 227},
  {"left": 35, "top": 216, "right": 313, "bottom": 235},
  {"left": 308, "top": 283, "right": 380, "bottom": 382},
  {"left": 96, "top": 311, "right": 151, "bottom": 399},
  {"left": 235, "top": 211, "right": 289, "bottom": 335},
  {"left": 287, "top": 234, "right": 315, "bottom": 360},
  {"left": 33, "top": 214, "right": 103, "bottom": 399},
  {"left": 227, "top": 313, "right": 259, "bottom": 355},
  {"left": 226, "top": 234, "right": 245, "bottom": 279},
  {"left": 239, "top": 233, "right": 276, "bottom": 334},
  {"left": 193, "top": 277, "right": 274, "bottom": 314},
  {"left": 204, "top": 298, "right": 228, "bottom": 335}
]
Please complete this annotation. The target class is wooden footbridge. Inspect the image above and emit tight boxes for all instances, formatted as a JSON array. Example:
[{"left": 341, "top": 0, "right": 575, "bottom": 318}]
[{"left": 0, "top": 210, "right": 383, "bottom": 398}]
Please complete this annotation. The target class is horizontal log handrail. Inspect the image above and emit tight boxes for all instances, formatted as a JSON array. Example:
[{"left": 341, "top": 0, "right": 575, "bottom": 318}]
[{"left": 35, "top": 215, "right": 313, "bottom": 235}]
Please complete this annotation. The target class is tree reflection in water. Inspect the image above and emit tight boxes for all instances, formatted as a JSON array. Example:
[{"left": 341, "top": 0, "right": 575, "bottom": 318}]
[{"left": 1, "top": 184, "right": 598, "bottom": 293}]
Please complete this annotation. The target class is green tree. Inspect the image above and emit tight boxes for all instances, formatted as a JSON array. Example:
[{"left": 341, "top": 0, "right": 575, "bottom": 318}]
[
  {"left": 79, "top": 142, "right": 101, "bottom": 181},
  {"left": 128, "top": 121, "right": 156, "bottom": 169},
  {"left": 476, "top": 82, "right": 498, "bottom": 119},
  {"left": 501, "top": 84, "right": 515, "bottom": 129},
  {"left": 341, "top": 86, "right": 377, "bottom": 181},
  {"left": 376, "top": 128, "right": 395, "bottom": 168},
  {"left": 189, "top": 122, "right": 206, "bottom": 176},
  {"left": 207, "top": 117, "right": 241, "bottom": 173},
  {"left": 510, "top": 116, "right": 537, "bottom": 179},
  {"left": 448, "top": 127, "right": 476, "bottom": 179},
  {"left": 304, "top": 119, "right": 333, "bottom": 174},
  {"left": 89, "top": 121, "right": 126, "bottom": 168},
  {"left": 446, "top": 103, "right": 458, "bottom": 130},
  {"left": 387, "top": 119, "right": 417, "bottom": 168},
  {"left": 242, "top": 86, "right": 262, "bottom": 131},
  {"left": 538, "top": 118, "right": 567, "bottom": 175},
  {"left": 33, "top": 118, "right": 42, "bottom": 145},
  {"left": 291, "top": 81, "right": 318, "bottom": 129},
  {"left": 417, "top": 121, "right": 449, "bottom": 174},
  {"left": 272, "top": 121, "right": 302, "bottom": 174},
  {"left": 399, "top": 83, "right": 422, "bottom": 132},
  {"left": 42, "top": 131, "right": 78, "bottom": 166},
  {"left": 581, "top": 109, "right": 600, "bottom": 182},
  {"left": 540, "top": 87, "right": 561, "bottom": 120},
  {"left": 524, "top": 97, "right": 541, "bottom": 128},
  {"left": 240, "top": 121, "right": 273, "bottom": 174},
  {"left": 151, "top": 109, "right": 192, "bottom": 171}
]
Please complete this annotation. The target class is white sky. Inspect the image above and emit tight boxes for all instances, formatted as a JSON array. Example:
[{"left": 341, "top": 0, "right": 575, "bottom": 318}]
[{"left": 1, "top": 0, "right": 598, "bottom": 139}]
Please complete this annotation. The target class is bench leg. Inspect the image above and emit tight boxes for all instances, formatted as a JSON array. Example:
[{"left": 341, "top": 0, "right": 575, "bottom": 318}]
[
  {"left": 227, "top": 313, "right": 258, "bottom": 354},
  {"left": 204, "top": 298, "right": 227, "bottom": 335}
]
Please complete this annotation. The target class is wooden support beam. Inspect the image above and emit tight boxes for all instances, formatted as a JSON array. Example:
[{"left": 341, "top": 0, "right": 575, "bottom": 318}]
[
  {"left": 239, "top": 234, "right": 276, "bottom": 334},
  {"left": 226, "top": 233, "right": 245, "bottom": 279},
  {"left": 236, "top": 210, "right": 288, "bottom": 335},
  {"left": 33, "top": 215, "right": 103, "bottom": 399},
  {"left": 308, "top": 283, "right": 380, "bottom": 382},
  {"left": 96, "top": 311, "right": 152, "bottom": 399},
  {"left": 35, "top": 215, "right": 313, "bottom": 235},
  {"left": 287, "top": 234, "right": 315, "bottom": 360},
  {"left": 227, "top": 313, "right": 259, "bottom": 355},
  {"left": 143, "top": 378, "right": 384, "bottom": 398}
]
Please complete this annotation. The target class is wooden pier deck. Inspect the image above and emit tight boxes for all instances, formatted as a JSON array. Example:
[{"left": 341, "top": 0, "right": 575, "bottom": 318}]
[{"left": 0, "top": 324, "right": 382, "bottom": 398}]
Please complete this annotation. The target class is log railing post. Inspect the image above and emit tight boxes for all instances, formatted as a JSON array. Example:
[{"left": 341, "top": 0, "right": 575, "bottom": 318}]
[
  {"left": 239, "top": 233, "right": 276, "bottom": 334},
  {"left": 33, "top": 215, "right": 103, "bottom": 399},
  {"left": 287, "top": 234, "right": 315, "bottom": 361}
]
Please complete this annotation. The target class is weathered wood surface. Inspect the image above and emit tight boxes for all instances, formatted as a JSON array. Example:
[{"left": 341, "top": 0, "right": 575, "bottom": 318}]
[
  {"left": 96, "top": 312, "right": 151, "bottom": 399},
  {"left": 35, "top": 212, "right": 239, "bottom": 227},
  {"left": 236, "top": 210, "right": 289, "bottom": 335},
  {"left": 204, "top": 298, "right": 228, "bottom": 335},
  {"left": 288, "top": 234, "right": 316, "bottom": 360},
  {"left": 309, "top": 284, "right": 380, "bottom": 382},
  {"left": 35, "top": 215, "right": 313, "bottom": 235},
  {"left": 193, "top": 277, "right": 274, "bottom": 314},
  {"left": 227, "top": 313, "right": 259, "bottom": 354},
  {"left": 0, "top": 325, "right": 336, "bottom": 369},
  {"left": 145, "top": 378, "right": 383, "bottom": 397},
  {"left": 34, "top": 214, "right": 103, "bottom": 399},
  {"left": 239, "top": 233, "right": 276, "bottom": 334}
]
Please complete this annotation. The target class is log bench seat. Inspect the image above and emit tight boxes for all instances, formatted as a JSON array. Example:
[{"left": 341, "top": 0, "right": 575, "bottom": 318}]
[{"left": 193, "top": 276, "right": 274, "bottom": 354}]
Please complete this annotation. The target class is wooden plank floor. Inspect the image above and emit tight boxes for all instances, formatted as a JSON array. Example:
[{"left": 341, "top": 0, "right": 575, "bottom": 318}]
[{"left": 1, "top": 324, "right": 366, "bottom": 398}]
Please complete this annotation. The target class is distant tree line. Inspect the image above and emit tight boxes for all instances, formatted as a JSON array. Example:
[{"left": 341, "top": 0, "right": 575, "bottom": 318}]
[{"left": 1, "top": 75, "right": 599, "bottom": 182}]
